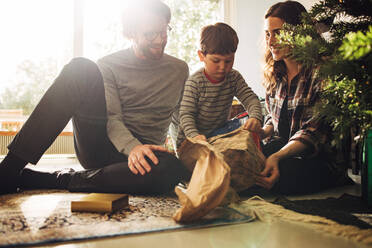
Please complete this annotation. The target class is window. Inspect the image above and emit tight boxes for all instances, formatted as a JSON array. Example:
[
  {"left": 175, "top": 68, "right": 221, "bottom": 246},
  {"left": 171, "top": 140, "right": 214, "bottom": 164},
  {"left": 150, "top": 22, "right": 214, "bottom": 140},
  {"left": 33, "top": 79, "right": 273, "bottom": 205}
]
[
  {"left": 164, "top": 0, "right": 222, "bottom": 73},
  {"left": 82, "top": 0, "right": 222, "bottom": 71},
  {"left": 0, "top": 0, "right": 221, "bottom": 130},
  {"left": 82, "top": 0, "right": 130, "bottom": 61},
  {"left": 0, "top": 0, "right": 74, "bottom": 116}
]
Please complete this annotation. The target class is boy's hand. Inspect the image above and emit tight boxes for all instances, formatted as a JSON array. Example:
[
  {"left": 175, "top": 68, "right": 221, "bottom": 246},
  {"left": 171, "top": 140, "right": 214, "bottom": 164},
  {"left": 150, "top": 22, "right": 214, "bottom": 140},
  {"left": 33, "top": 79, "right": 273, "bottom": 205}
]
[
  {"left": 194, "top": 134, "right": 207, "bottom": 142},
  {"left": 243, "top": 118, "right": 261, "bottom": 133}
]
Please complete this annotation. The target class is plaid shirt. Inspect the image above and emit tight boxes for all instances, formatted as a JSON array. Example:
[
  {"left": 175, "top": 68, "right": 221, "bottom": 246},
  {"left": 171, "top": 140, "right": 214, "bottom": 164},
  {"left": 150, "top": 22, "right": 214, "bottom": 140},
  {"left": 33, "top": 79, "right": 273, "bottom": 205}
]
[{"left": 265, "top": 70, "right": 326, "bottom": 156}]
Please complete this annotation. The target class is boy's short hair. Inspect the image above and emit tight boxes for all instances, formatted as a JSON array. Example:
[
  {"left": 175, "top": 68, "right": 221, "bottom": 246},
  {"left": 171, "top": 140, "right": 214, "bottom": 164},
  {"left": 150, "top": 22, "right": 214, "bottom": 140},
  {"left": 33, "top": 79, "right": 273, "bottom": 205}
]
[
  {"left": 200, "top": 22, "right": 239, "bottom": 55},
  {"left": 122, "top": 0, "right": 171, "bottom": 39}
]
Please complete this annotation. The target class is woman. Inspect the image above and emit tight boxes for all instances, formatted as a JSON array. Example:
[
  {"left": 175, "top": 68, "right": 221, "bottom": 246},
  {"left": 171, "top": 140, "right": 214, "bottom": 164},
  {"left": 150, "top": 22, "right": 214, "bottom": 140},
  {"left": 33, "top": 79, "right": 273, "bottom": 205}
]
[{"left": 256, "top": 1, "right": 351, "bottom": 194}]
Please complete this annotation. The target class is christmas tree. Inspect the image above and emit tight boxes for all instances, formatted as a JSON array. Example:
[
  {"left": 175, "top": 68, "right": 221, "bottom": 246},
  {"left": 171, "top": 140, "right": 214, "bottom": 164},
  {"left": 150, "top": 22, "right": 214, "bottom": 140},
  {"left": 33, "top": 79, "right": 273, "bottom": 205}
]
[{"left": 277, "top": 0, "right": 372, "bottom": 147}]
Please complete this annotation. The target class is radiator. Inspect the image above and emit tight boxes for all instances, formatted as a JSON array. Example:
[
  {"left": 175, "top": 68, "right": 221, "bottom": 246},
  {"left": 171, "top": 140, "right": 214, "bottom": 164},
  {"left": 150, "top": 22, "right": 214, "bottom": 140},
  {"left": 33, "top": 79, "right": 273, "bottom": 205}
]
[{"left": 0, "top": 132, "right": 75, "bottom": 155}]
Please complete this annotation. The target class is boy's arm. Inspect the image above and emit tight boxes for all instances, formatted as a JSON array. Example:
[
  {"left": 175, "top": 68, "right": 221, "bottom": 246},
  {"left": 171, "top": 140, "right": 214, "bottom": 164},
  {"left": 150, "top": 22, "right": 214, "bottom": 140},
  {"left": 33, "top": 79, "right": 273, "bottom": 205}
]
[
  {"left": 179, "top": 79, "right": 201, "bottom": 138},
  {"left": 233, "top": 71, "right": 263, "bottom": 124}
]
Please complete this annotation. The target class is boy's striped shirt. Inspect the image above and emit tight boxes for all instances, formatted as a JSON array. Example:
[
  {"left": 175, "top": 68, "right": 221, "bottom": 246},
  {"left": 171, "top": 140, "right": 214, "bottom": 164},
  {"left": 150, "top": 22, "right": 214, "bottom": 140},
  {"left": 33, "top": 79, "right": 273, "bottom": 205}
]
[{"left": 177, "top": 68, "right": 262, "bottom": 146}]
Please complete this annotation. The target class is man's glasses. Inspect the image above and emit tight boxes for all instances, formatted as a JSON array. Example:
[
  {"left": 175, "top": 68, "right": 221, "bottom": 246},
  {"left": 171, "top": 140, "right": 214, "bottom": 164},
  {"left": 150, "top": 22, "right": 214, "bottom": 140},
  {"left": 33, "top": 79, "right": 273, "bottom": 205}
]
[{"left": 144, "top": 25, "right": 172, "bottom": 42}]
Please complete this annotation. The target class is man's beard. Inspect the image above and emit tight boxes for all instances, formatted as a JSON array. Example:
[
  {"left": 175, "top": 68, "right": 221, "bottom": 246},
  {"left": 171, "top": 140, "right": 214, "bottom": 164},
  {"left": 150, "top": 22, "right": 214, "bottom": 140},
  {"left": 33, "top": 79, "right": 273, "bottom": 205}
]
[{"left": 141, "top": 43, "right": 166, "bottom": 60}]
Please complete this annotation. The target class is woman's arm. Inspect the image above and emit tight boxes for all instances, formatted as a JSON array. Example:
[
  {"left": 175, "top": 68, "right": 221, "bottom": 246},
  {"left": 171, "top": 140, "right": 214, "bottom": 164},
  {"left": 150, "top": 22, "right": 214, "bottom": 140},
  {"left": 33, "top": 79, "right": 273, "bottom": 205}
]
[
  {"left": 260, "top": 124, "right": 274, "bottom": 139},
  {"left": 256, "top": 138, "right": 310, "bottom": 189}
]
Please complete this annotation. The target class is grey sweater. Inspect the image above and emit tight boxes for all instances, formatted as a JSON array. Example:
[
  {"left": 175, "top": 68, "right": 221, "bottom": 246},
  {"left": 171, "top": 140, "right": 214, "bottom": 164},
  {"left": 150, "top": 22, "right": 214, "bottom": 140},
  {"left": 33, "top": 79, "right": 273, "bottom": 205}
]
[
  {"left": 97, "top": 48, "right": 189, "bottom": 156},
  {"left": 177, "top": 68, "right": 263, "bottom": 146}
]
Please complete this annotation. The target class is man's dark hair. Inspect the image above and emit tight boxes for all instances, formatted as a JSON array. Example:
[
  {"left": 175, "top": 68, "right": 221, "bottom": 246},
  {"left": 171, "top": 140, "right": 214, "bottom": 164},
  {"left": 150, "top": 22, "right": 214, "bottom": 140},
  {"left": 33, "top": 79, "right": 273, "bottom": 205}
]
[
  {"left": 122, "top": 0, "right": 171, "bottom": 39},
  {"left": 200, "top": 22, "right": 239, "bottom": 55}
]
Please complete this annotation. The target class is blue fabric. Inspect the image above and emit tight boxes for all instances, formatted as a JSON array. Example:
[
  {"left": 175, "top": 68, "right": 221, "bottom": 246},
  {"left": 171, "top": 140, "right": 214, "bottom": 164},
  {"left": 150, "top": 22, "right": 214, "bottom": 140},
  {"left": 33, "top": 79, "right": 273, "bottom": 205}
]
[{"left": 208, "top": 116, "right": 248, "bottom": 138}]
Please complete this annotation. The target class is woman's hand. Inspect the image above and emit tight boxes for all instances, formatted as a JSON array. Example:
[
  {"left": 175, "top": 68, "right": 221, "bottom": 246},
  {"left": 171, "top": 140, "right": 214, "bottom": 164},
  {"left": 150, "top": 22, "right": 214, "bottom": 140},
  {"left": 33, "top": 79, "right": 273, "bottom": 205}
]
[
  {"left": 243, "top": 118, "right": 262, "bottom": 133},
  {"left": 259, "top": 124, "right": 274, "bottom": 139},
  {"left": 256, "top": 140, "right": 309, "bottom": 189},
  {"left": 194, "top": 134, "right": 207, "bottom": 141},
  {"left": 128, "top": 144, "right": 170, "bottom": 175},
  {"left": 256, "top": 153, "right": 280, "bottom": 189}
]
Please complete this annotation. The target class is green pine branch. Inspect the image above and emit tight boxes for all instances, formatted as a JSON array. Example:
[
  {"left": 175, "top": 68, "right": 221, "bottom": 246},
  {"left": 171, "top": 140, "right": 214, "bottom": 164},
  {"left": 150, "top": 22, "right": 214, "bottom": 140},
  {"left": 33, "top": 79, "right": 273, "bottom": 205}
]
[{"left": 275, "top": 0, "right": 372, "bottom": 147}]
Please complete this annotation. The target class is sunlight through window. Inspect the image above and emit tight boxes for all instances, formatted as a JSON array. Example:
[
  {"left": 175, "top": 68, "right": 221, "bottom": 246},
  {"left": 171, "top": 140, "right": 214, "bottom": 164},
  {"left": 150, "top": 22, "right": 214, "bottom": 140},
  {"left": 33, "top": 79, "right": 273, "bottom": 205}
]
[{"left": 0, "top": 0, "right": 221, "bottom": 130}]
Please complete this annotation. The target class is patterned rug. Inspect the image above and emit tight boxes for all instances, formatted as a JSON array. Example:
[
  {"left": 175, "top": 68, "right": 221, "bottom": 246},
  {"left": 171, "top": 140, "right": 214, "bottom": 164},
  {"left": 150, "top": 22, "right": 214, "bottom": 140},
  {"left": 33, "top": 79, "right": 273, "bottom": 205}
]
[{"left": 0, "top": 190, "right": 254, "bottom": 247}]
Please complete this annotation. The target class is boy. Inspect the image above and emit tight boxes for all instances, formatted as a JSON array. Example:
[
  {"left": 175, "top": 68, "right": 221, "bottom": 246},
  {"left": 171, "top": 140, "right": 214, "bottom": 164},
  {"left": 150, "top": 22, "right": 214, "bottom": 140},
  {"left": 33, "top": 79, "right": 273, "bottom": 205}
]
[{"left": 176, "top": 22, "right": 263, "bottom": 147}]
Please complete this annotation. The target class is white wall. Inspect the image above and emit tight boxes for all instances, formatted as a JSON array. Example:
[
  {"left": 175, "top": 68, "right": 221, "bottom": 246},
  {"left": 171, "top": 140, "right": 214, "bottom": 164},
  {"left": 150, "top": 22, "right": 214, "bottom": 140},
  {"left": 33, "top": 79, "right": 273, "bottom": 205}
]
[{"left": 229, "top": 0, "right": 319, "bottom": 97}]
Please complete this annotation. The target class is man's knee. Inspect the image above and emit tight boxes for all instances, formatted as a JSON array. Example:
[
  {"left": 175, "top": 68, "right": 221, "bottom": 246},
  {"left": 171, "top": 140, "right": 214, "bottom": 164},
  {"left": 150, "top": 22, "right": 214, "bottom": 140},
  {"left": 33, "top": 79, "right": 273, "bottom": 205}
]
[
  {"left": 69, "top": 57, "right": 97, "bottom": 69},
  {"left": 56, "top": 57, "right": 104, "bottom": 105},
  {"left": 145, "top": 151, "right": 189, "bottom": 193},
  {"left": 64, "top": 57, "right": 102, "bottom": 82},
  {"left": 152, "top": 151, "right": 188, "bottom": 175},
  {"left": 153, "top": 151, "right": 179, "bottom": 165}
]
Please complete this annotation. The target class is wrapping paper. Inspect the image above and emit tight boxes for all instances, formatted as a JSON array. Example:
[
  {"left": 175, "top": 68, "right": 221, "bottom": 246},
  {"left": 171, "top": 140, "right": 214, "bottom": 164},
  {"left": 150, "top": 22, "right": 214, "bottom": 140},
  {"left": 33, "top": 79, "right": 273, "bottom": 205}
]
[{"left": 174, "top": 128, "right": 265, "bottom": 222}]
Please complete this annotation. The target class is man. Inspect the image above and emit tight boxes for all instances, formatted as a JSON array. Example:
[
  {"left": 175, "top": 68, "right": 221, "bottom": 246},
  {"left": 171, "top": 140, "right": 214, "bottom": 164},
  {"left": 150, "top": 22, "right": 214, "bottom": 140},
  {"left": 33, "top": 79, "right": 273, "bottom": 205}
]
[{"left": 0, "top": 0, "right": 189, "bottom": 195}]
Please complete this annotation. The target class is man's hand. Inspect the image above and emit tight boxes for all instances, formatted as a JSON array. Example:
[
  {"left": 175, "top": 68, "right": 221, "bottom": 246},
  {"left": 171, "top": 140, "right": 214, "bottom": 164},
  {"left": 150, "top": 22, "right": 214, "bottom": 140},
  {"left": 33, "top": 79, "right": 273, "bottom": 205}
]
[
  {"left": 243, "top": 118, "right": 262, "bottom": 133},
  {"left": 194, "top": 134, "right": 207, "bottom": 141},
  {"left": 256, "top": 154, "right": 280, "bottom": 189},
  {"left": 128, "top": 144, "right": 170, "bottom": 175}
]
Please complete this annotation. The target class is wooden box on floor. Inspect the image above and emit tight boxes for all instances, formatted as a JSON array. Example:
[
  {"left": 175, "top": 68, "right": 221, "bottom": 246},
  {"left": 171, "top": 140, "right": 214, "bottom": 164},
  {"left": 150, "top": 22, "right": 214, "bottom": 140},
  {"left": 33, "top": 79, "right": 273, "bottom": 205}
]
[{"left": 71, "top": 193, "right": 129, "bottom": 213}]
